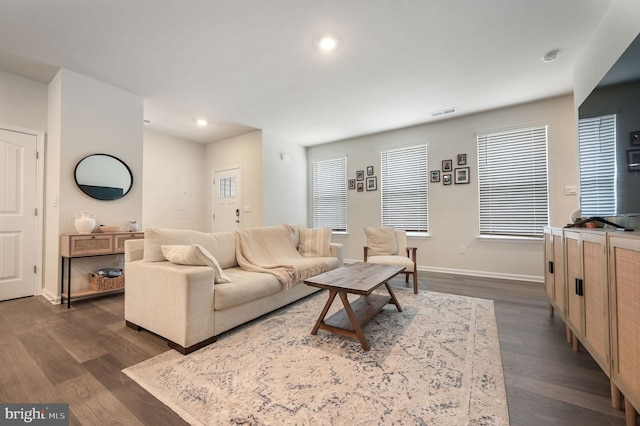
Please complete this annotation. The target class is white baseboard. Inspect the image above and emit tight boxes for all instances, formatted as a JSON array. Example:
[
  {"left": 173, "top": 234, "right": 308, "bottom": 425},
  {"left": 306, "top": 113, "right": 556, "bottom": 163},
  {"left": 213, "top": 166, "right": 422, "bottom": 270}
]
[
  {"left": 344, "top": 258, "right": 543, "bottom": 283},
  {"left": 41, "top": 288, "right": 61, "bottom": 305}
]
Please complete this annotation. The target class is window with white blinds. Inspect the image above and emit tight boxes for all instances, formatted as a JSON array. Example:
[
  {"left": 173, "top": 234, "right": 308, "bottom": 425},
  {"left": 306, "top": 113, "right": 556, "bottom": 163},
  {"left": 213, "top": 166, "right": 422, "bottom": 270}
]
[
  {"left": 312, "top": 156, "right": 347, "bottom": 232},
  {"left": 477, "top": 125, "right": 549, "bottom": 237},
  {"left": 578, "top": 114, "right": 616, "bottom": 217},
  {"left": 381, "top": 144, "right": 428, "bottom": 232}
]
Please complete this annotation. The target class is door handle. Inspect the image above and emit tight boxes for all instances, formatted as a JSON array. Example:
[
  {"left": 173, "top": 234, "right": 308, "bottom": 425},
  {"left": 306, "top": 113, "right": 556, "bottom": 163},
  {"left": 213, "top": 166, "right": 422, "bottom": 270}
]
[
  {"left": 575, "top": 278, "right": 584, "bottom": 296},
  {"left": 235, "top": 208, "right": 240, "bottom": 224}
]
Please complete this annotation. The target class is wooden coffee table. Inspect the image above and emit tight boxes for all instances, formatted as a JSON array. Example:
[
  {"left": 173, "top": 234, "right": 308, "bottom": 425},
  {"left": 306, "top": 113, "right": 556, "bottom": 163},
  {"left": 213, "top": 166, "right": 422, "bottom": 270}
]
[{"left": 304, "top": 262, "right": 404, "bottom": 350}]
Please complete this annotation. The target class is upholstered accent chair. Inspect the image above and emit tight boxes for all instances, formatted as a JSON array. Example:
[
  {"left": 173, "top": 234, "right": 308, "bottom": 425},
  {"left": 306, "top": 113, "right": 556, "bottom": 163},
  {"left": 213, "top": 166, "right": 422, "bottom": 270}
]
[{"left": 363, "top": 226, "right": 418, "bottom": 294}]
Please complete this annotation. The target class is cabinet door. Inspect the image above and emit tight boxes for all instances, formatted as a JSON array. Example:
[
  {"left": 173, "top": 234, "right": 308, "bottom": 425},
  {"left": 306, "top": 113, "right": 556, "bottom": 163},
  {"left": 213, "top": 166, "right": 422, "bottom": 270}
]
[
  {"left": 581, "top": 232, "right": 609, "bottom": 374},
  {"left": 544, "top": 228, "right": 554, "bottom": 302},
  {"left": 114, "top": 232, "right": 144, "bottom": 253},
  {"left": 62, "top": 234, "right": 114, "bottom": 257},
  {"left": 608, "top": 234, "right": 640, "bottom": 412},
  {"left": 564, "top": 231, "right": 583, "bottom": 338},
  {"left": 552, "top": 229, "right": 566, "bottom": 316}
]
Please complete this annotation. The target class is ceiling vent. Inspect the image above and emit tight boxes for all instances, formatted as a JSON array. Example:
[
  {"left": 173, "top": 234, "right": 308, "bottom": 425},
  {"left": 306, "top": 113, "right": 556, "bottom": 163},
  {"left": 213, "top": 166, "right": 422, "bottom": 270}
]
[{"left": 431, "top": 107, "right": 456, "bottom": 117}]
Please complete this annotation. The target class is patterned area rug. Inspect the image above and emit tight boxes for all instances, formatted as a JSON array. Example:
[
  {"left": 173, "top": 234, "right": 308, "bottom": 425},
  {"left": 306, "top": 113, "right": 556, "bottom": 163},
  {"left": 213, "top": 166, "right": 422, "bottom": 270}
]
[{"left": 123, "top": 289, "right": 509, "bottom": 425}]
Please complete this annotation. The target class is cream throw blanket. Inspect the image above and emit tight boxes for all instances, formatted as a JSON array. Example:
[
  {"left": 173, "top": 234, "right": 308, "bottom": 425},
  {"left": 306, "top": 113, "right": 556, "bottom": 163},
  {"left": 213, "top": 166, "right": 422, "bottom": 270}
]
[{"left": 235, "top": 225, "right": 329, "bottom": 291}]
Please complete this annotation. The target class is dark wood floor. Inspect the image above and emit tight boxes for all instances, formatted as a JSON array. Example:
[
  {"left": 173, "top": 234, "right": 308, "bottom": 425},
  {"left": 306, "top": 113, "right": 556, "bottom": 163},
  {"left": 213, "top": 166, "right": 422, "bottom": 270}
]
[{"left": 0, "top": 273, "right": 632, "bottom": 425}]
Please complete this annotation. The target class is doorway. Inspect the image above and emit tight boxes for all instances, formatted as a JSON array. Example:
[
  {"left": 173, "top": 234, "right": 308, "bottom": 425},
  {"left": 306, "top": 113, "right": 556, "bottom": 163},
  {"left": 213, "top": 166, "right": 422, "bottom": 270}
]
[
  {"left": 0, "top": 127, "right": 42, "bottom": 301},
  {"left": 212, "top": 167, "right": 243, "bottom": 232}
]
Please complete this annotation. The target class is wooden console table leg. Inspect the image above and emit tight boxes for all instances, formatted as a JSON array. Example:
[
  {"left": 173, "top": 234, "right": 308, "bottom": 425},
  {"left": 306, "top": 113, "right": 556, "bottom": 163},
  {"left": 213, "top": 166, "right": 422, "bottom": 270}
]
[
  {"left": 611, "top": 381, "right": 622, "bottom": 410},
  {"left": 549, "top": 303, "right": 554, "bottom": 317},
  {"left": 338, "top": 291, "right": 369, "bottom": 351},
  {"left": 566, "top": 325, "right": 572, "bottom": 344},
  {"left": 311, "top": 290, "right": 337, "bottom": 335},
  {"left": 625, "top": 398, "right": 638, "bottom": 426},
  {"left": 572, "top": 333, "right": 580, "bottom": 352}
]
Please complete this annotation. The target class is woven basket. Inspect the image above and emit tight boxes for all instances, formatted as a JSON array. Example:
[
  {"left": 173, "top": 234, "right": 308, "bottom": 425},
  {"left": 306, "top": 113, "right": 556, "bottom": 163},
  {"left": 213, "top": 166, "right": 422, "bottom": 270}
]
[{"left": 89, "top": 273, "right": 125, "bottom": 291}]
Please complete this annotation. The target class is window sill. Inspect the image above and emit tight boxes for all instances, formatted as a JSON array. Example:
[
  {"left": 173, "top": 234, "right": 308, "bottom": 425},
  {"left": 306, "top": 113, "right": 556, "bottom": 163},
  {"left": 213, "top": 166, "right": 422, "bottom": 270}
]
[{"left": 476, "top": 235, "right": 542, "bottom": 243}]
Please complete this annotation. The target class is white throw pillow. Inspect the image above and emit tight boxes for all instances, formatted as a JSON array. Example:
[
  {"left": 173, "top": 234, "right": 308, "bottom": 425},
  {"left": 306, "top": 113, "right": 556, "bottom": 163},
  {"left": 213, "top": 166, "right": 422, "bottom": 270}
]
[
  {"left": 298, "top": 228, "right": 332, "bottom": 257},
  {"left": 364, "top": 226, "right": 398, "bottom": 256},
  {"left": 161, "top": 244, "right": 231, "bottom": 284}
]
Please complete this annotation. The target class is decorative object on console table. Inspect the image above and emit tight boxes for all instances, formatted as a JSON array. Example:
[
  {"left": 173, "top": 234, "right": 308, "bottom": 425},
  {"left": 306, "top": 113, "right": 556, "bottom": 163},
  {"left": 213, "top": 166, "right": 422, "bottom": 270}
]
[
  {"left": 74, "top": 211, "right": 96, "bottom": 234},
  {"left": 89, "top": 271, "right": 125, "bottom": 291},
  {"left": 60, "top": 231, "right": 143, "bottom": 308}
]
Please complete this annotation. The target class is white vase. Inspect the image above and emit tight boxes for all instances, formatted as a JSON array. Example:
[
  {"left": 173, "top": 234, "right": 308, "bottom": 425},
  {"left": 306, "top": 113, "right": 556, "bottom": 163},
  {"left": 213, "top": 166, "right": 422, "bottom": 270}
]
[{"left": 75, "top": 211, "right": 96, "bottom": 234}]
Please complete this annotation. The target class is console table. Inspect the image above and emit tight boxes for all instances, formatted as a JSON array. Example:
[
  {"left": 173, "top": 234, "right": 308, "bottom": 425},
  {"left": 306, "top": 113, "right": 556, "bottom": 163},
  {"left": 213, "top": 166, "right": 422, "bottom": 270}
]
[{"left": 60, "top": 232, "right": 143, "bottom": 308}]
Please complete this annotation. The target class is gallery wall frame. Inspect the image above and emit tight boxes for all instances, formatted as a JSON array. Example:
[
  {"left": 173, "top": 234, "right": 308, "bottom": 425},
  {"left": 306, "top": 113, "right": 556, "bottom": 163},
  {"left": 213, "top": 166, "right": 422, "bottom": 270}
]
[
  {"left": 454, "top": 167, "right": 470, "bottom": 184},
  {"left": 366, "top": 176, "right": 377, "bottom": 191},
  {"left": 430, "top": 170, "right": 440, "bottom": 182}
]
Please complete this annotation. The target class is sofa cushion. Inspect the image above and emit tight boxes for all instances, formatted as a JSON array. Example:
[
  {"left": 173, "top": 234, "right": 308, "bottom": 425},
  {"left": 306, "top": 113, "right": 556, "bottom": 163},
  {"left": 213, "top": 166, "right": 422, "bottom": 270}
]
[
  {"left": 298, "top": 228, "right": 331, "bottom": 257},
  {"left": 364, "top": 226, "right": 398, "bottom": 256},
  {"left": 213, "top": 268, "right": 282, "bottom": 310},
  {"left": 144, "top": 227, "right": 237, "bottom": 268},
  {"left": 161, "top": 244, "right": 231, "bottom": 284}
]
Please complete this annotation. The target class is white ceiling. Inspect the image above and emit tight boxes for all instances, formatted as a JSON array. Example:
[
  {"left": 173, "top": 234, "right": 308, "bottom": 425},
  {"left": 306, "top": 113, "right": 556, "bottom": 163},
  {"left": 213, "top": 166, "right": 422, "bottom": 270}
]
[{"left": 0, "top": 0, "right": 613, "bottom": 146}]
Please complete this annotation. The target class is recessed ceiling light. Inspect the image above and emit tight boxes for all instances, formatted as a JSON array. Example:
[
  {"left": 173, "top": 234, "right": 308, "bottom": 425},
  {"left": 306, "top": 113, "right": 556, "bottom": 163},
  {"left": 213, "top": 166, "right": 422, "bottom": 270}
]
[
  {"left": 318, "top": 36, "right": 338, "bottom": 52},
  {"left": 542, "top": 50, "right": 559, "bottom": 63},
  {"left": 197, "top": 119, "right": 208, "bottom": 126}
]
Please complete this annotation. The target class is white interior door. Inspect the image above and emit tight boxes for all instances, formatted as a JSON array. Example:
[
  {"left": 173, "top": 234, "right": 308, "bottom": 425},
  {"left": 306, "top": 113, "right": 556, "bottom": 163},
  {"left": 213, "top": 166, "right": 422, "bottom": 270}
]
[
  {"left": 212, "top": 167, "right": 243, "bottom": 232},
  {"left": 0, "top": 128, "right": 37, "bottom": 301}
]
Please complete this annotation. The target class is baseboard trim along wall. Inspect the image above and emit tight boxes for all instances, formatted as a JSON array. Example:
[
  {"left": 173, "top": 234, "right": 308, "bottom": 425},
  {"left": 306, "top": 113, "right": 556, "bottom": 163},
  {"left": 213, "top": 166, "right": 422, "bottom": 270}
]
[{"left": 343, "top": 259, "right": 543, "bottom": 284}]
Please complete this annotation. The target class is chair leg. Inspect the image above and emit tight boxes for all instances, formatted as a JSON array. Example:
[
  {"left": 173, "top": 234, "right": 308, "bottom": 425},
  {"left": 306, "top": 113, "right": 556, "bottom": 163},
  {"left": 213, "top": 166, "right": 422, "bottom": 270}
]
[{"left": 413, "top": 270, "right": 418, "bottom": 294}]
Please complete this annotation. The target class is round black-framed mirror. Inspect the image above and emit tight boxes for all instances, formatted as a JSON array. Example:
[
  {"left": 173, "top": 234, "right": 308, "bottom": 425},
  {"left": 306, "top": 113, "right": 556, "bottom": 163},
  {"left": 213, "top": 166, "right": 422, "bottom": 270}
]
[{"left": 74, "top": 153, "right": 133, "bottom": 201}]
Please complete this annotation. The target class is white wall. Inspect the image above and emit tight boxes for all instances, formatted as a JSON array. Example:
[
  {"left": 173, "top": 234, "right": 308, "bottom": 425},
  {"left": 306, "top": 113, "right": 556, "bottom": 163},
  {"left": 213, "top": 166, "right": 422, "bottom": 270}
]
[
  {"left": 142, "top": 129, "right": 207, "bottom": 231},
  {"left": 0, "top": 70, "right": 48, "bottom": 131},
  {"left": 262, "top": 131, "right": 308, "bottom": 226},
  {"left": 307, "top": 95, "right": 577, "bottom": 281},
  {"left": 205, "top": 130, "right": 263, "bottom": 230},
  {"left": 44, "top": 69, "right": 143, "bottom": 299}
]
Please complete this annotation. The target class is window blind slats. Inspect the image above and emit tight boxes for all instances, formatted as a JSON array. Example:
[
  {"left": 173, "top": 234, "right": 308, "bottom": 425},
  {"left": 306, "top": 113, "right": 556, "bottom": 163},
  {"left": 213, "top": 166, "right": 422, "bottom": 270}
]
[
  {"left": 477, "top": 125, "right": 549, "bottom": 237},
  {"left": 578, "top": 114, "right": 616, "bottom": 216},
  {"left": 312, "top": 157, "right": 347, "bottom": 231},
  {"left": 381, "top": 144, "right": 428, "bottom": 232}
]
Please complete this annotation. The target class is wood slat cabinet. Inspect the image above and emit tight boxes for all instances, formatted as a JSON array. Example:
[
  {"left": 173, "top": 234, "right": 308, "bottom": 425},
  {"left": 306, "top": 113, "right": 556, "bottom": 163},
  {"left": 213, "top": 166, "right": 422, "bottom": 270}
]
[
  {"left": 543, "top": 227, "right": 566, "bottom": 319},
  {"left": 564, "top": 230, "right": 584, "bottom": 344},
  {"left": 580, "top": 231, "right": 610, "bottom": 375},
  {"left": 608, "top": 233, "right": 640, "bottom": 425},
  {"left": 544, "top": 228, "right": 638, "bottom": 425}
]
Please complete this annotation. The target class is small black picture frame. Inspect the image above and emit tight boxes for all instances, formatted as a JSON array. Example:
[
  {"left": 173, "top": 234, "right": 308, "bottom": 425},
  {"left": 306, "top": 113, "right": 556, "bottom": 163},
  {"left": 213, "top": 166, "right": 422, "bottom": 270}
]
[
  {"left": 457, "top": 153, "right": 467, "bottom": 166},
  {"left": 366, "top": 176, "right": 377, "bottom": 191},
  {"left": 442, "top": 159, "right": 452, "bottom": 172},
  {"left": 430, "top": 170, "right": 441, "bottom": 182},
  {"left": 357, "top": 182, "right": 364, "bottom": 192},
  {"left": 454, "top": 167, "right": 470, "bottom": 184},
  {"left": 348, "top": 179, "right": 356, "bottom": 190},
  {"left": 631, "top": 131, "right": 640, "bottom": 145},
  {"left": 367, "top": 166, "right": 374, "bottom": 176},
  {"left": 356, "top": 170, "right": 365, "bottom": 181},
  {"left": 628, "top": 149, "right": 640, "bottom": 171},
  {"left": 443, "top": 174, "right": 452, "bottom": 185}
]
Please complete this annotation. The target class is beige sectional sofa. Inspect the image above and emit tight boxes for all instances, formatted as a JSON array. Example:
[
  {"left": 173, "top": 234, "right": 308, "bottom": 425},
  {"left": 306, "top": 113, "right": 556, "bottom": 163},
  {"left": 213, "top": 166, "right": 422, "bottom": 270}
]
[{"left": 124, "top": 224, "right": 343, "bottom": 354}]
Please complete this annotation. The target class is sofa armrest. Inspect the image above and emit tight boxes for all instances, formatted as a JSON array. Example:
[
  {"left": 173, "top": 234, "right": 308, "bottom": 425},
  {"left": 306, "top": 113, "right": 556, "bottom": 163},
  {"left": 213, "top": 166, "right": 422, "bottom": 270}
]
[
  {"left": 124, "top": 260, "right": 215, "bottom": 348},
  {"left": 330, "top": 243, "right": 344, "bottom": 266}
]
